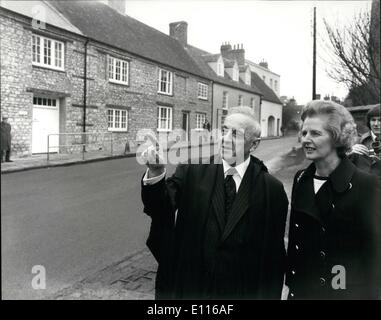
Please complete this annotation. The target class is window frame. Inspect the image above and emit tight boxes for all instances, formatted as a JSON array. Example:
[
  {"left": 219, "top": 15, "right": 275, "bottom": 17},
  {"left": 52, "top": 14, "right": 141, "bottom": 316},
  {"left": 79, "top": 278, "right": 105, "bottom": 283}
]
[
  {"left": 32, "top": 34, "right": 65, "bottom": 71},
  {"left": 197, "top": 82, "right": 208, "bottom": 100},
  {"left": 195, "top": 113, "right": 206, "bottom": 131},
  {"left": 157, "top": 105, "right": 173, "bottom": 132},
  {"left": 222, "top": 91, "right": 229, "bottom": 109},
  {"left": 250, "top": 97, "right": 255, "bottom": 110},
  {"left": 107, "top": 108, "right": 128, "bottom": 132},
  {"left": 108, "top": 56, "right": 129, "bottom": 85},
  {"left": 33, "top": 96, "right": 58, "bottom": 108},
  {"left": 158, "top": 68, "right": 173, "bottom": 95}
]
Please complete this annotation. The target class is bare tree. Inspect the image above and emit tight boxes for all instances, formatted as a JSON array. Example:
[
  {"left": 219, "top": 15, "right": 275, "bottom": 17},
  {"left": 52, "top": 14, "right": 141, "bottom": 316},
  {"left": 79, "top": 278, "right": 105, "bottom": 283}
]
[{"left": 322, "top": 5, "right": 380, "bottom": 106}]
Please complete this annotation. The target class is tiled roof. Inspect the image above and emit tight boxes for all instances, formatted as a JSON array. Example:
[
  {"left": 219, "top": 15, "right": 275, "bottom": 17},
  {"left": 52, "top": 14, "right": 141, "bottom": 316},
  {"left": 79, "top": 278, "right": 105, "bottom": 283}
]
[
  {"left": 250, "top": 72, "right": 282, "bottom": 104},
  {"left": 246, "top": 59, "right": 280, "bottom": 77},
  {"left": 50, "top": 0, "right": 206, "bottom": 78},
  {"left": 223, "top": 58, "right": 236, "bottom": 68},
  {"left": 186, "top": 45, "right": 262, "bottom": 95},
  {"left": 202, "top": 54, "right": 221, "bottom": 63}
]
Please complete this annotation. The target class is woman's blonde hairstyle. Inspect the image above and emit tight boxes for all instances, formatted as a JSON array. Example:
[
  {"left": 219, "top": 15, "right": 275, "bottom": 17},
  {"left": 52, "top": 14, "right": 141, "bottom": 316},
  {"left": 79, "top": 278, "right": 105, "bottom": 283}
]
[{"left": 301, "top": 100, "right": 358, "bottom": 157}]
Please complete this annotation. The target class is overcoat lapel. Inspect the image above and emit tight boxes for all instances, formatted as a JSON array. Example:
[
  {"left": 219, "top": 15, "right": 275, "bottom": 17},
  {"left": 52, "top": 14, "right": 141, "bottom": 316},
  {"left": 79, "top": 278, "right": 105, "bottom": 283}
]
[
  {"left": 211, "top": 164, "right": 226, "bottom": 232},
  {"left": 292, "top": 163, "right": 324, "bottom": 224}
]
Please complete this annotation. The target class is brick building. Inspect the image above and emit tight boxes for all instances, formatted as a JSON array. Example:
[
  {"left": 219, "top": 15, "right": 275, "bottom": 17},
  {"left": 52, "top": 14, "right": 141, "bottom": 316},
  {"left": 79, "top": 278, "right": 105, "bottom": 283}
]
[
  {"left": 185, "top": 41, "right": 263, "bottom": 133},
  {"left": 0, "top": 0, "right": 212, "bottom": 156}
]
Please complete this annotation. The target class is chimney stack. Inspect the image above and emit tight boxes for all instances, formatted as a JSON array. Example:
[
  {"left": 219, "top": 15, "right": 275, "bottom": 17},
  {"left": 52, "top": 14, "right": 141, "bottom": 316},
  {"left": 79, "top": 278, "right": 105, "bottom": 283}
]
[
  {"left": 106, "top": 0, "right": 126, "bottom": 15},
  {"left": 220, "top": 42, "right": 232, "bottom": 56},
  {"left": 220, "top": 42, "right": 245, "bottom": 65},
  {"left": 259, "top": 59, "right": 268, "bottom": 69},
  {"left": 169, "top": 21, "right": 188, "bottom": 46}
]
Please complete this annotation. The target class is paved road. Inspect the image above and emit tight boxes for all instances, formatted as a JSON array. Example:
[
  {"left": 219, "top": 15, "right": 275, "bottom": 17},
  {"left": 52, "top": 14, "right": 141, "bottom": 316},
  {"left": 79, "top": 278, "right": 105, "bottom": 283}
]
[{"left": 1, "top": 136, "right": 299, "bottom": 299}]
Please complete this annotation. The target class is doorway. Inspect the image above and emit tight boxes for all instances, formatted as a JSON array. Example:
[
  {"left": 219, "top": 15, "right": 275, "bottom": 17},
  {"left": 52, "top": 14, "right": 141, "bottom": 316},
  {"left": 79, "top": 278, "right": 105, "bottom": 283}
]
[
  {"left": 182, "top": 112, "right": 189, "bottom": 141},
  {"left": 32, "top": 97, "right": 60, "bottom": 153}
]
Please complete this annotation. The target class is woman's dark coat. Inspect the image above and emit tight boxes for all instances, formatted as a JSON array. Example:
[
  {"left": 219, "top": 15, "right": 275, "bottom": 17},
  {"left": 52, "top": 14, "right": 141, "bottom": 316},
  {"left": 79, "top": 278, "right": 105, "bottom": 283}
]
[
  {"left": 141, "top": 155, "right": 289, "bottom": 299},
  {"left": 286, "top": 157, "right": 381, "bottom": 299}
]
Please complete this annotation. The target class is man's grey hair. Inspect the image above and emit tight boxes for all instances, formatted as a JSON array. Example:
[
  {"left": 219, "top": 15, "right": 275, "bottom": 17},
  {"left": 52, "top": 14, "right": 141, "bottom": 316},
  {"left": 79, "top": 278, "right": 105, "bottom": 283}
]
[{"left": 227, "top": 106, "right": 261, "bottom": 141}]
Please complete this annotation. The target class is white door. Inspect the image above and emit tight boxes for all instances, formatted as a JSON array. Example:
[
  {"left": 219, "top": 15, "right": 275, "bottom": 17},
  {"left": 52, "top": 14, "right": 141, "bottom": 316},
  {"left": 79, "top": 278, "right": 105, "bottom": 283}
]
[{"left": 32, "top": 97, "right": 60, "bottom": 154}]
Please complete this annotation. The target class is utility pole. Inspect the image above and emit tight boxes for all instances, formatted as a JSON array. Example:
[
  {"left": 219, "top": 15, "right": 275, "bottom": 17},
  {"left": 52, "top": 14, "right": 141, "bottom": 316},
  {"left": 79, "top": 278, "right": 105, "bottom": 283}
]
[{"left": 312, "top": 7, "right": 317, "bottom": 100}]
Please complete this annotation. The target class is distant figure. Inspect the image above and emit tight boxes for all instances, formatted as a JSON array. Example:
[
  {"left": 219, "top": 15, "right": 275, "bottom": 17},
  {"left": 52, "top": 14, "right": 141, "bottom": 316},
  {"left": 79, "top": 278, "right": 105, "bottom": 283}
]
[
  {"left": 203, "top": 119, "right": 211, "bottom": 132},
  {"left": 203, "top": 119, "right": 211, "bottom": 142},
  {"left": 1, "top": 115, "right": 12, "bottom": 163},
  {"left": 280, "top": 125, "right": 286, "bottom": 136},
  {"left": 348, "top": 104, "right": 381, "bottom": 177}
]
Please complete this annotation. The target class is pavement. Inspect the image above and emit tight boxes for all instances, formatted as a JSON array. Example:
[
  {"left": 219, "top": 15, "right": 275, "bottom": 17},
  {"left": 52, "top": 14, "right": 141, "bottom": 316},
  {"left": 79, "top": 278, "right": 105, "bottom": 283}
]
[{"left": 1, "top": 135, "right": 307, "bottom": 300}]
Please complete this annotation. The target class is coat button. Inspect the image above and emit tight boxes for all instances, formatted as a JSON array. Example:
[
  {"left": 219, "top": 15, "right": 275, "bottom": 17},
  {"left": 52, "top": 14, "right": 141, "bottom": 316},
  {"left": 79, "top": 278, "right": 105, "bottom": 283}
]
[
  {"left": 321, "top": 227, "right": 326, "bottom": 233},
  {"left": 295, "top": 223, "right": 299, "bottom": 228},
  {"left": 295, "top": 245, "right": 299, "bottom": 250},
  {"left": 320, "top": 251, "right": 326, "bottom": 259},
  {"left": 290, "top": 292, "right": 295, "bottom": 298},
  {"left": 319, "top": 277, "right": 326, "bottom": 286},
  {"left": 291, "top": 270, "right": 296, "bottom": 275}
]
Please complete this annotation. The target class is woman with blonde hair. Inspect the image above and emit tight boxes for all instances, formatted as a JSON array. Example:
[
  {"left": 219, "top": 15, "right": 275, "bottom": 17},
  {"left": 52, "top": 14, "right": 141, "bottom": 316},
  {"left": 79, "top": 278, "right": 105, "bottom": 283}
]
[{"left": 286, "top": 100, "right": 380, "bottom": 300}]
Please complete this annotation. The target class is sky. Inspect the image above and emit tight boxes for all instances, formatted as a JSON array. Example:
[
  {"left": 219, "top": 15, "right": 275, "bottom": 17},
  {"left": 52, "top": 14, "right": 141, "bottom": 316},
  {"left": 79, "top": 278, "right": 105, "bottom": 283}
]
[{"left": 120, "top": 0, "right": 372, "bottom": 105}]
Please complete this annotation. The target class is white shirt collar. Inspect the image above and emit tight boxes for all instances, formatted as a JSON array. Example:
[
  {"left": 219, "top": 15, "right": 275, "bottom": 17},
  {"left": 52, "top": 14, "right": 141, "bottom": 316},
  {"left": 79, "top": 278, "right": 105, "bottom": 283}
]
[
  {"left": 222, "top": 156, "right": 251, "bottom": 179},
  {"left": 371, "top": 131, "right": 378, "bottom": 141}
]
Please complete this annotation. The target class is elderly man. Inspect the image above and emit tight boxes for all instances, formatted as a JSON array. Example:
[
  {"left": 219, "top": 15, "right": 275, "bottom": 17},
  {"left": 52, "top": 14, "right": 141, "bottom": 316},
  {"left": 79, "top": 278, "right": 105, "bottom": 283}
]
[
  {"left": 141, "top": 106, "right": 288, "bottom": 299},
  {"left": 1, "top": 115, "right": 12, "bottom": 163}
]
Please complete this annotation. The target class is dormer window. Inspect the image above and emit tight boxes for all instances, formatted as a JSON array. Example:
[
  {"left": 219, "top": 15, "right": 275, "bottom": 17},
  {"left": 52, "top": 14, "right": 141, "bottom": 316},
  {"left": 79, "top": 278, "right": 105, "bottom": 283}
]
[
  {"left": 233, "top": 65, "right": 239, "bottom": 81},
  {"left": 217, "top": 59, "right": 224, "bottom": 76},
  {"left": 244, "top": 69, "right": 251, "bottom": 85}
]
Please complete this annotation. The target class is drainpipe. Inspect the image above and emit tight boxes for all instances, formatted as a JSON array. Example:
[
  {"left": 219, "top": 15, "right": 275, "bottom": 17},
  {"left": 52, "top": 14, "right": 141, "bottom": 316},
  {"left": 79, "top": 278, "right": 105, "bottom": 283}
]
[
  {"left": 259, "top": 95, "right": 262, "bottom": 126},
  {"left": 210, "top": 80, "right": 214, "bottom": 130},
  {"left": 83, "top": 38, "right": 89, "bottom": 152}
]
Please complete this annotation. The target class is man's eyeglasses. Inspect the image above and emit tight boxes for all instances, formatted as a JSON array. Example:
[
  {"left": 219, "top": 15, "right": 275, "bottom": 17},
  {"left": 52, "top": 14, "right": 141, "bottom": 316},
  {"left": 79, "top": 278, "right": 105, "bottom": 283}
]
[{"left": 222, "top": 127, "right": 245, "bottom": 139}]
